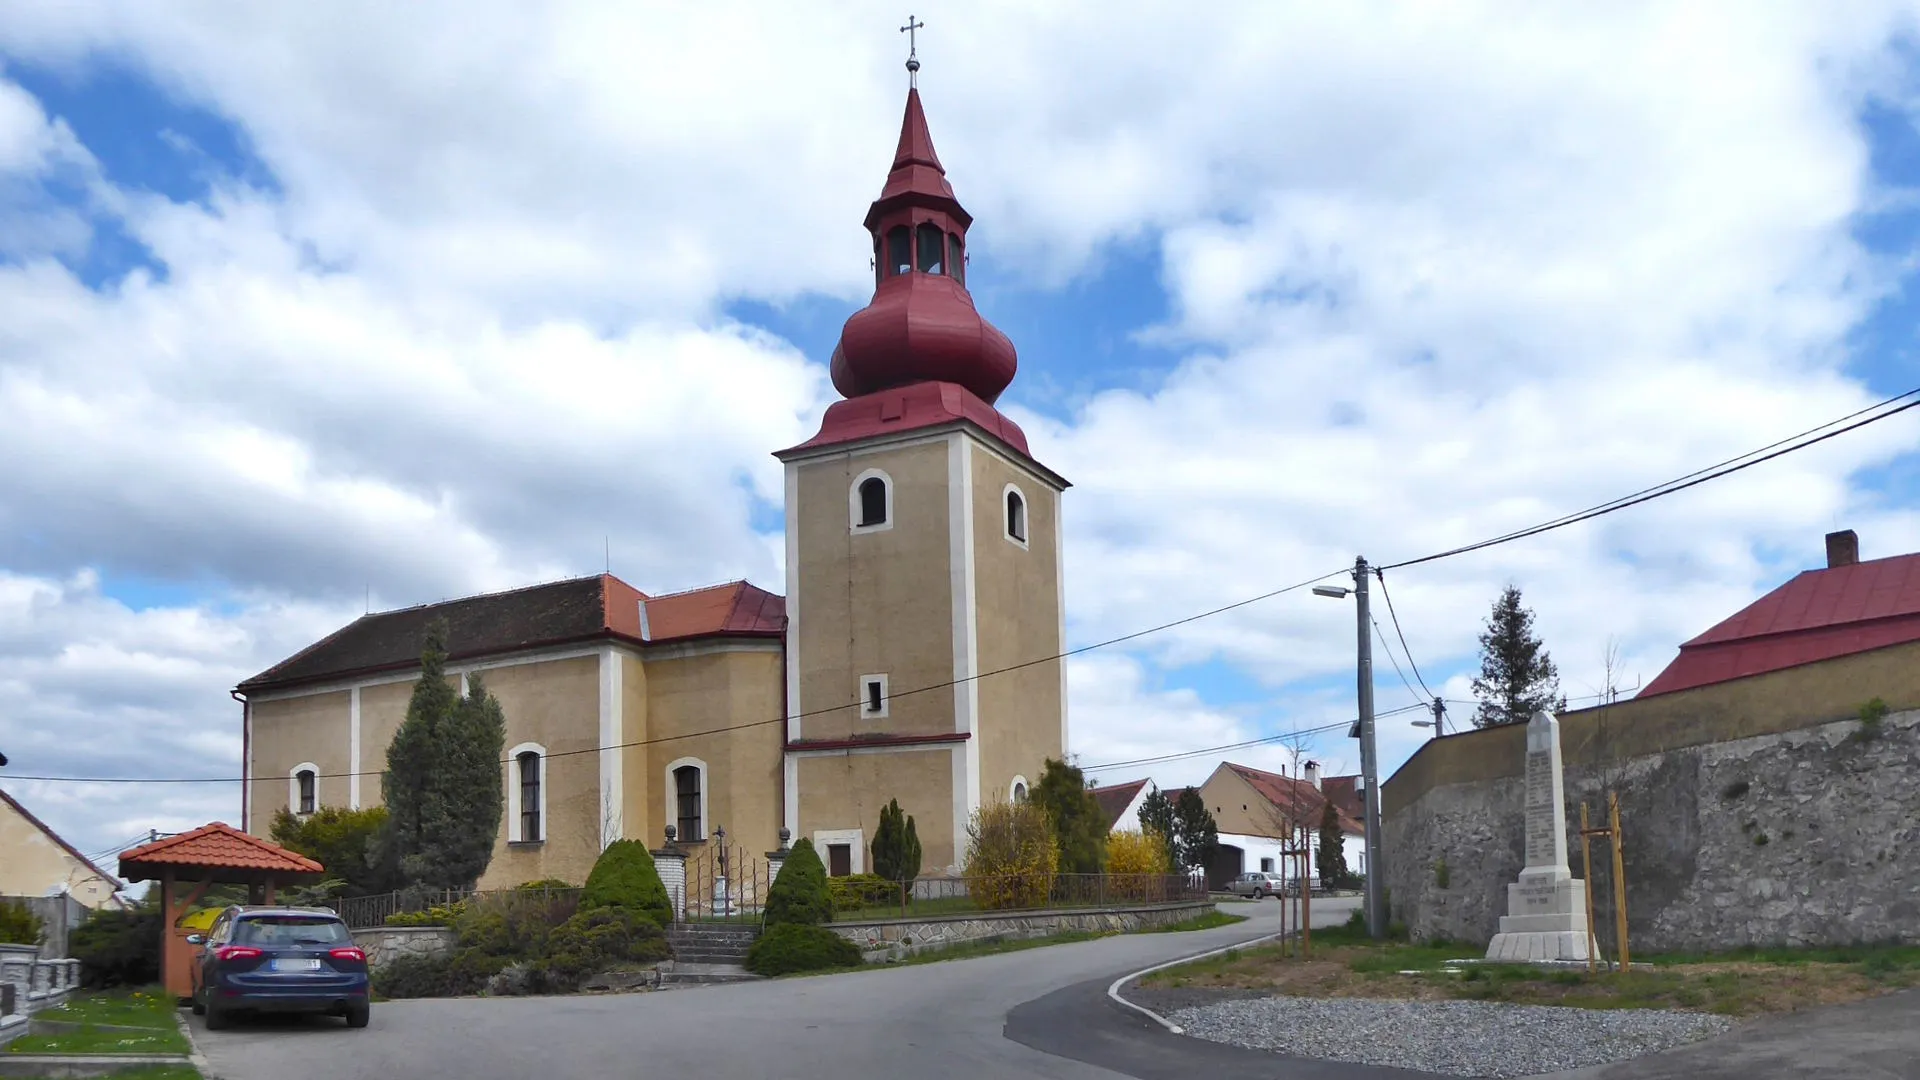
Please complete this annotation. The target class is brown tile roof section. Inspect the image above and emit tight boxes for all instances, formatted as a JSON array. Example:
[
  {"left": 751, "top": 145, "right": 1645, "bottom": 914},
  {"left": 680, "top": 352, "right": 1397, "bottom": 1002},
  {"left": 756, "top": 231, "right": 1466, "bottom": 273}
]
[
  {"left": 238, "top": 575, "right": 785, "bottom": 693},
  {"left": 1320, "top": 775, "right": 1364, "bottom": 822},
  {"left": 0, "top": 787, "right": 123, "bottom": 892},
  {"left": 1641, "top": 551, "right": 1920, "bottom": 697},
  {"left": 117, "top": 823, "right": 324, "bottom": 881},
  {"left": 1090, "top": 779, "right": 1149, "bottom": 832},
  {"left": 1226, "top": 763, "right": 1363, "bottom": 835}
]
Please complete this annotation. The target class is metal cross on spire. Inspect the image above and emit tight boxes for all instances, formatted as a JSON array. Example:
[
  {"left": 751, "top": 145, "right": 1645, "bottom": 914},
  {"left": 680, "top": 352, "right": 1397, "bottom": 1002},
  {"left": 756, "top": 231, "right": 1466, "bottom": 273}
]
[{"left": 900, "top": 15, "right": 924, "bottom": 86}]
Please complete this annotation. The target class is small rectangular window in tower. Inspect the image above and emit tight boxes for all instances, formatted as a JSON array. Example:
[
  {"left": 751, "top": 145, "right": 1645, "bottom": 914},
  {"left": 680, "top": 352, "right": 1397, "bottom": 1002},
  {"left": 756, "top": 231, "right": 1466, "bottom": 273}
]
[
  {"left": 827, "top": 843, "right": 852, "bottom": 878},
  {"left": 861, "top": 674, "right": 888, "bottom": 717}
]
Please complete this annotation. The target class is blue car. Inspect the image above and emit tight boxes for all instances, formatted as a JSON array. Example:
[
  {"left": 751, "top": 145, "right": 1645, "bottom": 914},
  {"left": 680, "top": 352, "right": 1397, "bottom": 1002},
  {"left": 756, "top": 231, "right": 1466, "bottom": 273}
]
[{"left": 188, "top": 906, "right": 371, "bottom": 1030}]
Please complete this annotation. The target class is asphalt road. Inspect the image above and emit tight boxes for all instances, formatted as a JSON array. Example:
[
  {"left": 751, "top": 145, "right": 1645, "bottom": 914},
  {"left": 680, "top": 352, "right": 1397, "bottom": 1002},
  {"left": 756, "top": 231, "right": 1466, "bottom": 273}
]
[{"left": 189, "top": 898, "right": 1354, "bottom": 1080}]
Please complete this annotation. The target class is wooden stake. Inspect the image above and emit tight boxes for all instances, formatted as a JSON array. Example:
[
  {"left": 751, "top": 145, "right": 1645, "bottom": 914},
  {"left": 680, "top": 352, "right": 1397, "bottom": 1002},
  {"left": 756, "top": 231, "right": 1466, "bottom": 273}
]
[
  {"left": 1609, "top": 791, "right": 1630, "bottom": 970},
  {"left": 1580, "top": 802, "right": 1597, "bottom": 973}
]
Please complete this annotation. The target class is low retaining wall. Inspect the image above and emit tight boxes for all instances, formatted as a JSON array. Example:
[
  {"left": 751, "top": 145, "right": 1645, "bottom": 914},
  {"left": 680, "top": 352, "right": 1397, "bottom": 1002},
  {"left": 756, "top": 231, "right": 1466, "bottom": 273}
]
[
  {"left": 354, "top": 926, "right": 457, "bottom": 970},
  {"left": 0, "top": 947, "right": 82, "bottom": 1049},
  {"left": 831, "top": 901, "right": 1216, "bottom": 962}
]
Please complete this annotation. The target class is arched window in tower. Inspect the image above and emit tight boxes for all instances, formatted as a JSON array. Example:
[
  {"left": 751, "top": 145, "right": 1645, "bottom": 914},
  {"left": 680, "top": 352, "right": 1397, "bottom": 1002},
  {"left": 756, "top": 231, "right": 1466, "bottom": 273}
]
[
  {"left": 949, "top": 233, "right": 964, "bottom": 284},
  {"left": 858, "top": 477, "right": 888, "bottom": 527},
  {"left": 916, "top": 222, "right": 945, "bottom": 274},
  {"left": 673, "top": 764, "right": 703, "bottom": 842},
  {"left": 1003, "top": 484, "right": 1028, "bottom": 547},
  {"left": 887, "top": 227, "right": 912, "bottom": 276}
]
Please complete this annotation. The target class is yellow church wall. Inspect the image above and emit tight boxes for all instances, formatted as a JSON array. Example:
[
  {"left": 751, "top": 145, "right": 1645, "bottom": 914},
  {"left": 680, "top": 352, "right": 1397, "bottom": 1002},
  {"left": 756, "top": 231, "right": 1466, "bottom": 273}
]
[
  {"left": 620, "top": 651, "right": 651, "bottom": 852},
  {"left": 970, "top": 440, "right": 1066, "bottom": 806},
  {"left": 470, "top": 655, "right": 603, "bottom": 889},
  {"left": 356, "top": 679, "right": 422, "bottom": 803},
  {"left": 644, "top": 645, "right": 785, "bottom": 859},
  {"left": 792, "top": 439, "right": 957, "bottom": 742},
  {"left": 796, "top": 747, "right": 957, "bottom": 873},
  {"left": 246, "top": 690, "right": 350, "bottom": 832}
]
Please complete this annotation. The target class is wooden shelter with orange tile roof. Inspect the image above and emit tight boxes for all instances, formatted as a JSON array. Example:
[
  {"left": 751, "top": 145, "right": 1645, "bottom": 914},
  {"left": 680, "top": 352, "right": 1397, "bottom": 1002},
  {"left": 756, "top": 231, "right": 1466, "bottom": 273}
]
[{"left": 118, "top": 823, "right": 324, "bottom": 1000}]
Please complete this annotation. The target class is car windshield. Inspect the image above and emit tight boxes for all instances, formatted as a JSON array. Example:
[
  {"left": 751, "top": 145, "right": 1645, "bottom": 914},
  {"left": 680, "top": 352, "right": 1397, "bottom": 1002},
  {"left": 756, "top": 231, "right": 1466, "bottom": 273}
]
[{"left": 233, "top": 916, "right": 351, "bottom": 946}]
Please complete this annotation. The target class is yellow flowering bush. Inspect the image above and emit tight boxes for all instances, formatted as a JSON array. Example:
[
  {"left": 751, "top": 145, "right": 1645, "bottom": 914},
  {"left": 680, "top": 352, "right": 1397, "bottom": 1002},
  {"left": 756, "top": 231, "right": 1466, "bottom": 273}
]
[
  {"left": 1103, "top": 828, "right": 1174, "bottom": 901},
  {"left": 962, "top": 800, "right": 1058, "bottom": 911}
]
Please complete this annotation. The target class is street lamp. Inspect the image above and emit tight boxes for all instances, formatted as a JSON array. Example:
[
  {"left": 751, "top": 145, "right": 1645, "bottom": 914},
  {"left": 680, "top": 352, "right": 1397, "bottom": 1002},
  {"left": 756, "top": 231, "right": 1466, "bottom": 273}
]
[{"left": 1316, "top": 558, "right": 1385, "bottom": 940}]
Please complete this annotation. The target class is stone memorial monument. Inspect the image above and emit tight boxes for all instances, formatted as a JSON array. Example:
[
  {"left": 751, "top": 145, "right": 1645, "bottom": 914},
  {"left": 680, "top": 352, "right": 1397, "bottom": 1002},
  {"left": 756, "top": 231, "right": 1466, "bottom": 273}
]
[{"left": 1485, "top": 710, "right": 1590, "bottom": 962}]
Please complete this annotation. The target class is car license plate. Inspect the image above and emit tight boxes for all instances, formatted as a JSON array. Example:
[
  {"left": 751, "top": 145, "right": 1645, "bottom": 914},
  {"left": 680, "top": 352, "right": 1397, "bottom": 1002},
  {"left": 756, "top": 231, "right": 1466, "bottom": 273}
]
[{"left": 271, "top": 958, "right": 322, "bottom": 972}]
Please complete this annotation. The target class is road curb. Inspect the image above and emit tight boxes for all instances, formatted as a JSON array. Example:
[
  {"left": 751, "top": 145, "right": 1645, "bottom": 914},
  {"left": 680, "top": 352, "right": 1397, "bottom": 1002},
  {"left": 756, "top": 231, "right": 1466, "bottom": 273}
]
[
  {"left": 175, "top": 1005, "right": 217, "bottom": 1079},
  {"left": 1105, "top": 931, "right": 1282, "bottom": 1036}
]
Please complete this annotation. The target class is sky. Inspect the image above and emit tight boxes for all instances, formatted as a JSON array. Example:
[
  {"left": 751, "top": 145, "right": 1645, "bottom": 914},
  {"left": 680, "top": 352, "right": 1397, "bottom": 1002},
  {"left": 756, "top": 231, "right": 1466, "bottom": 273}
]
[{"left": 3, "top": 2, "right": 1920, "bottom": 873}]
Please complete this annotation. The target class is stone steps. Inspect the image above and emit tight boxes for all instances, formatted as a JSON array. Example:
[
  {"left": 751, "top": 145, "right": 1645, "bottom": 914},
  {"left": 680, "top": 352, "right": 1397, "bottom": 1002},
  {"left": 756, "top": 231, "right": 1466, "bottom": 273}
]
[
  {"left": 656, "top": 962, "right": 764, "bottom": 987},
  {"left": 666, "top": 924, "right": 760, "bottom": 966}
]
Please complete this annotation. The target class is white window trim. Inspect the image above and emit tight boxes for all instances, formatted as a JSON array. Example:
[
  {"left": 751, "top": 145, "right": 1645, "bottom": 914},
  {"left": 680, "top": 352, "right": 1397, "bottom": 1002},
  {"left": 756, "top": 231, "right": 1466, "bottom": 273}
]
[
  {"left": 1010, "top": 775, "right": 1030, "bottom": 803},
  {"left": 288, "top": 763, "right": 319, "bottom": 816},
  {"left": 859, "top": 673, "right": 890, "bottom": 719},
  {"left": 849, "top": 468, "right": 895, "bottom": 534},
  {"left": 1001, "top": 482, "right": 1029, "bottom": 549},
  {"left": 812, "top": 828, "right": 865, "bottom": 875},
  {"left": 507, "top": 742, "right": 548, "bottom": 844},
  {"left": 666, "top": 757, "right": 709, "bottom": 843}
]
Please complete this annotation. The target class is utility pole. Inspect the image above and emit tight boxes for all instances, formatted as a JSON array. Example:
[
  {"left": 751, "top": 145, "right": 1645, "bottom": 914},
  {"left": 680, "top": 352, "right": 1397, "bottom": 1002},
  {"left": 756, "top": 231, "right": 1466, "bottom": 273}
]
[
  {"left": 1354, "top": 556, "right": 1384, "bottom": 940},
  {"left": 1430, "top": 697, "right": 1448, "bottom": 736}
]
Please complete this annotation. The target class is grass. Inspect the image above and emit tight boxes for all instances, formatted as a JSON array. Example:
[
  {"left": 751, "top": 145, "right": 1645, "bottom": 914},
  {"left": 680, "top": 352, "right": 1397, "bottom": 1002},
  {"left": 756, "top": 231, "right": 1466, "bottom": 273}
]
[
  {"left": 834, "top": 895, "right": 981, "bottom": 921},
  {"left": 1139, "top": 910, "right": 1249, "bottom": 933},
  {"left": 68, "top": 1069, "right": 201, "bottom": 1080},
  {"left": 5, "top": 986, "right": 191, "bottom": 1056},
  {"left": 1139, "top": 925, "right": 1920, "bottom": 1018}
]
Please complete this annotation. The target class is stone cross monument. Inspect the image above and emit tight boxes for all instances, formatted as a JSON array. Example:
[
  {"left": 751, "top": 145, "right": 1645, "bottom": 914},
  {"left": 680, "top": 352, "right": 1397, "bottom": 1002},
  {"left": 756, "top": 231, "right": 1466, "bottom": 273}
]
[{"left": 1485, "top": 710, "right": 1590, "bottom": 962}]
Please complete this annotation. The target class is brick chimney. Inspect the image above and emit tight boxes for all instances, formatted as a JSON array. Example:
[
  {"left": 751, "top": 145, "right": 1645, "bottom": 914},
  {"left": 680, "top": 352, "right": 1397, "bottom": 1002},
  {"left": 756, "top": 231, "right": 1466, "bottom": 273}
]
[{"left": 1825, "top": 529, "right": 1859, "bottom": 569}]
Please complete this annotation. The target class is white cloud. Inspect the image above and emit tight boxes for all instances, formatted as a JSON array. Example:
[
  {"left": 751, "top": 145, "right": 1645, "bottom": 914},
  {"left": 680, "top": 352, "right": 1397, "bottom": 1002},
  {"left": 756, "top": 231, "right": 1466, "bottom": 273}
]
[{"left": 3, "top": 3, "right": 1920, "bottom": 858}]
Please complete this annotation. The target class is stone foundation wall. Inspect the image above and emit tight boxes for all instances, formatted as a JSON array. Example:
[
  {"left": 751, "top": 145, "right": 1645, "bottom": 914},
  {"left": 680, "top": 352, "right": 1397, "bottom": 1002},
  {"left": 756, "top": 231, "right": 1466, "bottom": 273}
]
[
  {"left": 353, "top": 926, "right": 457, "bottom": 970},
  {"left": 1384, "top": 708, "right": 1920, "bottom": 953},
  {"left": 831, "top": 901, "right": 1215, "bottom": 962}
]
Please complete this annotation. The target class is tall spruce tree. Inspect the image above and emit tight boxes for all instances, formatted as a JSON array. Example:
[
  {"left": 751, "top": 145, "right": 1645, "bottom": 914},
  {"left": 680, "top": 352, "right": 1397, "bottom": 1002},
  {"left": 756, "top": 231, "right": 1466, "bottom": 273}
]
[
  {"left": 1031, "top": 757, "right": 1107, "bottom": 874},
  {"left": 1171, "top": 788, "right": 1219, "bottom": 873},
  {"left": 1136, "top": 784, "right": 1179, "bottom": 868},
  {"left": 1315, "top": 800, "right": 1349, "bottom": 887},
  {"left": 1470, "top": 585, "right": 1561, "bottom": 728},
  {"left": 378, "top": 621, "right": 507, "bottom": 891}
]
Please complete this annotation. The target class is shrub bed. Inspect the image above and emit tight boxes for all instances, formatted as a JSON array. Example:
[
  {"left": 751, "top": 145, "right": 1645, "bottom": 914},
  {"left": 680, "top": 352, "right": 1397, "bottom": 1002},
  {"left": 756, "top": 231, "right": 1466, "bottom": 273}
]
[
  {"left": 745, "top": 923, "right": 863, "bottom": 976},
  {"left": 828, "top": 873, "right": 898, "bottom": 913}
]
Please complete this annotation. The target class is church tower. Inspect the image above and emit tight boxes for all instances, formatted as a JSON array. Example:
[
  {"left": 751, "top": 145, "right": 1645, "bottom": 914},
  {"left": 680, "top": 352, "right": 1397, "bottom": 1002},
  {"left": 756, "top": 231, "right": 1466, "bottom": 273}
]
[{"left": 775, "top": 82, "right": 1068, "bottom": 875}]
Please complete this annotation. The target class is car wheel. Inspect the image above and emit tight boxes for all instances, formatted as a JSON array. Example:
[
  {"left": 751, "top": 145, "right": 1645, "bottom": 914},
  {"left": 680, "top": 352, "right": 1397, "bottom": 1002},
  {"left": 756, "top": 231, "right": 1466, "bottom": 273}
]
[
  {"left": 345, "top": 1001, "right": 371, "bottom": 1029},
  {"left": 204, "top": 999, "right": 230, "bottom": 1031},
  {"left": 1255, "top": 887, "right": 1266, "bottom": 899}
]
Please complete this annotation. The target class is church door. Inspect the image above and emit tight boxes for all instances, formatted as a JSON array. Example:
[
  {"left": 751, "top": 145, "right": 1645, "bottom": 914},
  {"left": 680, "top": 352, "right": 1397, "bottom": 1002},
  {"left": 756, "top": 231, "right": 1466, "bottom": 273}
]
[{"left": 827, "top": 843, "right": 851, "bottom": 878}]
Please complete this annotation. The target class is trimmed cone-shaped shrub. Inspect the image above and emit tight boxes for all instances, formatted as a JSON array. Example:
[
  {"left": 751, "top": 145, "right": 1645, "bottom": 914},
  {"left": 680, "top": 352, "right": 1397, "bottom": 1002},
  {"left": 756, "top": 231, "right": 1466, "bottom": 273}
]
[
  {"left": 744, "top": 922, "right": 863, "bottom": 976},
  {"left": 541, "top": 907, "right": 671, "bottom": 989},
  {"left": 580, "top": 839, "right": 673, "bottom": 926},
  {"left": 763, "top": 837, "right": 832, "bottom": 927}
]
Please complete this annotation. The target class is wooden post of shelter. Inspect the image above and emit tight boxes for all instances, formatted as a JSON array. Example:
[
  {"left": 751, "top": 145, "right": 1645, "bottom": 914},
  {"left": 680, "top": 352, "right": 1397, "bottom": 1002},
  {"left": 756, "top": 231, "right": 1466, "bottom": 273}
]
[{"left": 118, "top": 823, "right": 326, "bottom": 1002}]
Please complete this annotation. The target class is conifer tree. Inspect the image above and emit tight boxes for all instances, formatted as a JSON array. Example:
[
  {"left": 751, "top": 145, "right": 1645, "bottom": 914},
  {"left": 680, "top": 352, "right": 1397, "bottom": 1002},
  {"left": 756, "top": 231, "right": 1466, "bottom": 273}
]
[
  {"left": 1470, "top": 585, "right": 1562, "bottom": 728},
  {"left": 1171, "top": 788, "right": 1219, "bottom": 873},
  {"left": 1315, "top": 800, "right": 1349, "bottom": 887},
  {"left": 1136, "top": 784, "right": 1179, "bottom": 868},
  {"left": 1032, "top": 757, "right": 1107, "bottom": 874},
  {"left": 378, "top": 620, "right": 507, "bottom": 891}
]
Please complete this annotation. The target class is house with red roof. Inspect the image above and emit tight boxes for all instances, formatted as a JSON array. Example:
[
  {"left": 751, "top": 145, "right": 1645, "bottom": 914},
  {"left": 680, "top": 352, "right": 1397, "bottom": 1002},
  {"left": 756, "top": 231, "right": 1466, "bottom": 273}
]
[
  {"left": 0, "top": 787, "right": 127, "bottom": 911},
  {"left": 1090, "top": 778, "right": 1155, "bottom": 833},
  {"left": 1194, "top": 761, "right": 1366, "bottom": 891}
]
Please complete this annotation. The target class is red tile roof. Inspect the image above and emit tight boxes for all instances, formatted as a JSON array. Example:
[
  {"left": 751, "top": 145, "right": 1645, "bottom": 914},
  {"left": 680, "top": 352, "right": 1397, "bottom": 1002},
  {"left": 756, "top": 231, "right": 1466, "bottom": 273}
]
[
  {"left": 1225, "top": 763, "right": 1363, "bottom": 835},
  {"left": 1640, "top": 551, "right": 1920, "bottom": 697},
  {"left": 240, "top": 575, "right": 785, "bottom": 693},
  {"left": 775, "top": 381, "right": 1068, "bottom": 492},
  {"left": 0, "top": 787, "right": 123, "bottom": 892},
  {"left": 1091, "top": 778, "right": 1150, "bottom": 832},
  {"left": 117, "top": 823, "right": 325, "bottom": 882},
  {"left": 1319, "top": 775, "right": 1364, "bottom": 822}
]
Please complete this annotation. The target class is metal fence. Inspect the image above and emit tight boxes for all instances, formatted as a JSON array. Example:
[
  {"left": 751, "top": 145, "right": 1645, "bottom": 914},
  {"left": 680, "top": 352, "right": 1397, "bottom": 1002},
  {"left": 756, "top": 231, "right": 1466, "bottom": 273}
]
[{"left": 332, "top": 886, "right": 584, "bottom": 930}]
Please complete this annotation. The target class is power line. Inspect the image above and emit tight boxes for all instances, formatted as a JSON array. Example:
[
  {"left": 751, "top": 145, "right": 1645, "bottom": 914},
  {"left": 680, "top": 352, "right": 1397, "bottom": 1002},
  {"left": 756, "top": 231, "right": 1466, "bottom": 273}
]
[
  {"left": 13, "top": 385, "right": 1917, "bottom": 789},
  {"left": 1371, "top": 615, "right": 1424, "bottom": 704},
  {"left": 1082, "top": 703, "right": 1431, "bottom": 773},
  {"left": 1374, "top": 570, "right": 1435, "bottom": 699},
  {"left": 1381, "top": 386, "right": 1920, "bottom": 571}
]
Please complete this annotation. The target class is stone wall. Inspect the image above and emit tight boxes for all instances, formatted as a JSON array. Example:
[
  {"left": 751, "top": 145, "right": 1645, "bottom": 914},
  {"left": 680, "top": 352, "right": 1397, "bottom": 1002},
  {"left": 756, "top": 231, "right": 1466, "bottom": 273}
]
[
  {"left": 831, "top": 901, "right": 1215, "bottom": 962},
  {"left": 354, "top": 926, "right": 456, "bottom": 970},
  {"left": 1384, "top": 707, "right": 1919, "bottom": 953},
  {"left": 0, "top": 946, "right": 80, "bottom": 1049}
]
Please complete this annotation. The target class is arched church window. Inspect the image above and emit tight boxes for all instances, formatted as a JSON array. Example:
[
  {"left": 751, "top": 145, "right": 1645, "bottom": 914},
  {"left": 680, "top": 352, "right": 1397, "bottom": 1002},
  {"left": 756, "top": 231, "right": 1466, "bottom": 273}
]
[
  {"left": 517, "top": 752, "right": 542, "bottom": 842},
  {"left": 674, "top": 765, "right": 703, "bottom": 842},
  {"left": 949, "top": 233, "right": 964, "bottom": 284},
  {"left": 1005, "top": 490, "right": 1027, "bottom": 543},
  {"left": 887, "top": 227, "right": 912, "bottom": 276},
  {"left": 858, "top": 477, "right": 888, "bottom": 527},
  {"left": 296, "top": 769, "right": 316, "bottom": 815},
  {"left": 507, "top": 742, "right": 547, "bottom": 843},
  {"left": 916, "top": 222, "right": 944, "bottom": 274}
]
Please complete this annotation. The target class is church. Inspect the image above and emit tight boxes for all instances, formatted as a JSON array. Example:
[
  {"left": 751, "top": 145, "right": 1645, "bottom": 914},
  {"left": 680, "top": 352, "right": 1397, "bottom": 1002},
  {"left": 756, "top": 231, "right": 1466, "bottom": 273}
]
[{"left": 234, "top": 80, "right": 1070, "bottom": 889}]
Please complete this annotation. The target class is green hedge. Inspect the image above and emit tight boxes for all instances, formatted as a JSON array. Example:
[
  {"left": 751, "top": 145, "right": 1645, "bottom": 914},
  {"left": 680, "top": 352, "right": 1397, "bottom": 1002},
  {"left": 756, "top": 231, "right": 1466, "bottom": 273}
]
[
  {"left": 744, "top": 923, "right": 863, "bottom": 976},
  {"left": 0, "top": 899, "right": 42, "bottom": 946},
  {"left": 581, "top": 840, "right": 673, "bottom": 927},
  {"left": 70, "top": 909, "right": 160, "bottom": 988},
  {"left": 373, "top": 948, "right": 504, "bottom": 999},
  {"left": 827, "top": 873, "right": 898, "bottom": 913},
  {"left": 542, "top": 908, "right": 670, "bottom": 989},
  {"left": 765, "top": 838, "right": 832, "bottom": 927}
]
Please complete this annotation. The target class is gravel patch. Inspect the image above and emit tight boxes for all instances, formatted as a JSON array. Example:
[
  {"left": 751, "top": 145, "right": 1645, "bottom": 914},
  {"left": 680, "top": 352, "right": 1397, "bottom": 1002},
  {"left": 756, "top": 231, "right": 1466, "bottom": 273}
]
[{"left": 1168, "top": 995, "right": 1737, "bottom": 1078}]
